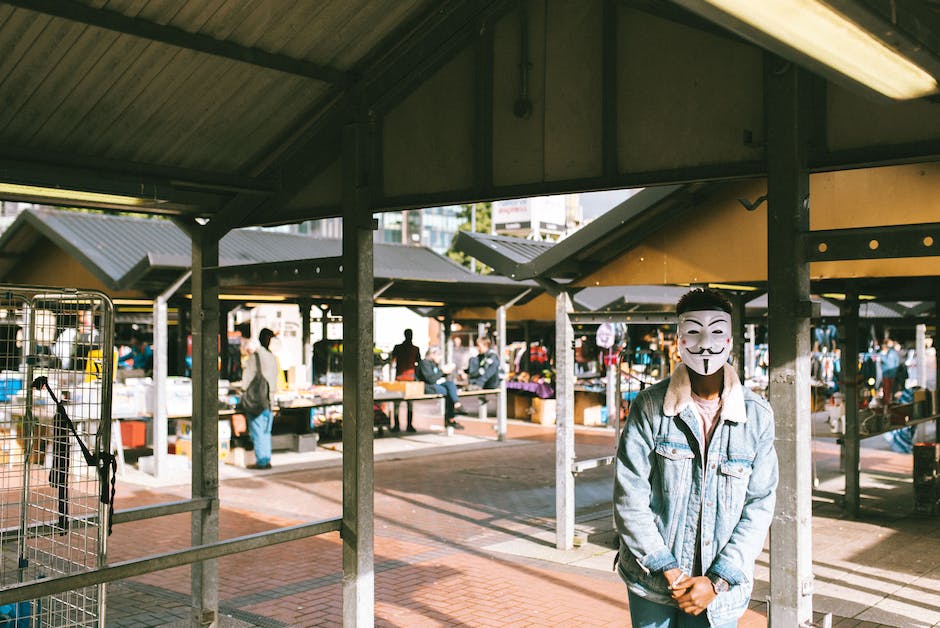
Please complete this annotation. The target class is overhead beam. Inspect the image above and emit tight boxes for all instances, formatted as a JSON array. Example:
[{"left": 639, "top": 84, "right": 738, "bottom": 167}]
[
  {"left": 805, "top": 222, "right": 940, "bottom": 262},
  {"left": 4, "top": 0, "right": 350, "bottom": 84},
  {"left": 212, "top": 258, "right": 345, "bottom": 286}
]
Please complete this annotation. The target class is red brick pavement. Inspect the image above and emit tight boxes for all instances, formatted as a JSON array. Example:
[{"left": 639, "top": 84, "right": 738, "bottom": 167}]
[{"left": 103, "top": 403, "right": 924, "bottom": 627}]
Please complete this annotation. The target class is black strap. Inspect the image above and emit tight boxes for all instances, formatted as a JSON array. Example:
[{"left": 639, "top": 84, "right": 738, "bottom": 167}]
[{"left": 33, "top": 376, "right": 117, "bottom": 535}]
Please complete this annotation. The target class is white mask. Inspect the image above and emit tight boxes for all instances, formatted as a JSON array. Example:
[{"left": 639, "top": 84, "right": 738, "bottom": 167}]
[{"left": 677, "top": 309, "right": 732, "bottom": 376}]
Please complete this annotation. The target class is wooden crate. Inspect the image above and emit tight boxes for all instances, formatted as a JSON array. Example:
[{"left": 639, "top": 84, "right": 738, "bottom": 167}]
[{"left": 377, "top": 380, "right": 424, "bottom": 397}]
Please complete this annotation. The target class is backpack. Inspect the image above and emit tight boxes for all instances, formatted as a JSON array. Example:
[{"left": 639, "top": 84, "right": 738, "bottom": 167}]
[{"left": 238, "top": 352, "right": 270, "bottom": 416}]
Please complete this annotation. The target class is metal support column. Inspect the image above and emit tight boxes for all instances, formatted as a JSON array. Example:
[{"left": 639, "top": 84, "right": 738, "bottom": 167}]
[
  {"left": 555, "top": 291, "right": 575, "bottom": 550},
  {"left": 341, "top": 121, "right": 375, "bottom": 627},
  {"left": 190, "top": 225, "right": 220, "bottom": 627},
  {"left": 496, "top": 304, "right": 507, "bottom": 441},
  {"left": 153, "top": 271, "right": 191, "bottom": 479},
  {"left": 300, "top": 299, "right": 312, "bottom": 384},
  {"left": 841, "top": 294, "right": 860, "bottom": 517},
  {"left": 766, "top": 57, "right": 813, "bottom": 627},
  {"left": 916, "top": 324, "right": 927, "bottom": 389},
  {"left": 731, "top": 292, "right": 746, "bottom": 384}
]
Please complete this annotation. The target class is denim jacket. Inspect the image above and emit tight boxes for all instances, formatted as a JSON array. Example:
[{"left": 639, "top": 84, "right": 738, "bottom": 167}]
[{"left": 614, "top": 363, "right": 778, "bottom": 626}]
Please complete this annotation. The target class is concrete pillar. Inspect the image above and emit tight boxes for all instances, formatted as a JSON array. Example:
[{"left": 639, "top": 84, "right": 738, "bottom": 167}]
[
  {"left": 496, "top": 305, "right": 507, "bottom": 441},
  {"left": 190, "top": 225, "right": 220, "bottom": 626},
  {"left": 766, "top": 57, "right": 814, "bottom": 626},
  {"left": 555, "top": 291, "right": 575, "bottom": 550},
  {"left": 341, "top": 121, "right": 375, "bottom": 627}
]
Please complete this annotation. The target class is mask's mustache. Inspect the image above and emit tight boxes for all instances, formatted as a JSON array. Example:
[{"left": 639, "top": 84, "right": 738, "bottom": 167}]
[{"left": 686, "top": 347, "right": 726, "bottom": 355}]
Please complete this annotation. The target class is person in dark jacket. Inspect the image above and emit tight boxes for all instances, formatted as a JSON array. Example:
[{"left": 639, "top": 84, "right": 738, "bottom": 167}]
[
  {"left": 418, "top": 347, "right": 468, "bottom": 430},
  {"left": 468, "top": 337, "right": 501, "bottom": 389}
]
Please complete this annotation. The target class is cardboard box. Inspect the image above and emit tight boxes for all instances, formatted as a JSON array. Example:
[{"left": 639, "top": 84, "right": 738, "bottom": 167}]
[
  {"left": 508, "top": 391, "right": 531, "bottom": 419},
  {"left": 574, "top": 390, "right": 606, "bottom": 425},
  {"left": 228, "top": 447, "right": 255, "bottom": 468},
  {"left": 171, "top": 421, "right": 230, "bottom": 460},
  {"left": 579, "top": 405, "right": 607, "bottom": 426},
  {"left": 120, "top": 420, "right": 147, "bottom": 448},
  {"left": 530, "top": 398, "right": 556, "bottom": 425},
  {"left": 377, "top": 380, "right": 424, "bottom": 398}
]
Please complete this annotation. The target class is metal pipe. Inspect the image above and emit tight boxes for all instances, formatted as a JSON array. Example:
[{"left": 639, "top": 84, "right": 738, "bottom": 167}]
[{"left": 0, "top": 518, "right": 342, "bottom": 606}]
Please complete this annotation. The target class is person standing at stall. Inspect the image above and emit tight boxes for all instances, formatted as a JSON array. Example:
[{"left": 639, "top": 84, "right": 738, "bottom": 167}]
[
  {"left": 613, "top": 288, "right": 778, "bottom": 627},
  {"left": 244, "top": 328, "right": 280, "bottom": 470},
  {"left": 390, "top": 329, "right": 421, "bottom": 432}
]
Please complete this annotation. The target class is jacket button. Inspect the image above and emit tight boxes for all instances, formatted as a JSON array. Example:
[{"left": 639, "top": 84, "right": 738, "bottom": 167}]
[
  {"left": 671, "top": 449, "right": 677, "bottom": 455},
  {"left": 710, "top": 463, "right": 716, "bottom": 470},
  {"left": 704, "top": 540, "right": 711, "bottom": 546}
]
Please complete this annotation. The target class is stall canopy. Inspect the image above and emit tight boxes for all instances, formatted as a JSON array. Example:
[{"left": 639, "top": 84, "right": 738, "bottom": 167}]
[
  {"left": 458, "top": 163, "right": 940, "bottom": 312},
  {"left": 0, "top": 207, "right": 536, "bottom": 308}
]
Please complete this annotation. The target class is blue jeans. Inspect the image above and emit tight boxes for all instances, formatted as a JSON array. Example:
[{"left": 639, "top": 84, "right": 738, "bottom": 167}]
[
  {"left": 427, "top": 381, "right": 459, "bottom": 419},
  {"left": 248, "top": 408, "right": 274, "bottom": 465},
  {"left": 628, "top": 591, "right": 737, "bottom": 628}
]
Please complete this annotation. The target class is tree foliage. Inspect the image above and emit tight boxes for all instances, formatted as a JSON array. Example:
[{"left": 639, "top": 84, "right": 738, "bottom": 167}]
[{"left": 447, "top": 203, "right": 493, "bottom": 273}]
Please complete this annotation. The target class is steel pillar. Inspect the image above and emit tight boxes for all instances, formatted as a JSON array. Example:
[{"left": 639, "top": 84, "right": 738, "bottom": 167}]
[
  {"left": 153, "top": 271, "right": 191, "bottom": 479},
  {"left": 341, "top": 122, "right": 375, "bottom": 627},
  {"left": 300, "top": 299, "right": 312, "bottom": 384},
  {"left": 731, "top": 292, "right": 747, "bottom": 384},
  {"left": 841, "top": 294, "right": 860, "bottom": 517},
  {"left": 496, "top": 304, "right": 507, "bottom": 441},
  {"left": 766, "top": 57, "right": 813, "bottom": 627},
  {"left": 190, "top": 225, "right": 220, "bottom": 627},
  {"left": 555, "top": 291, "right": 575, "bottom": 550}
]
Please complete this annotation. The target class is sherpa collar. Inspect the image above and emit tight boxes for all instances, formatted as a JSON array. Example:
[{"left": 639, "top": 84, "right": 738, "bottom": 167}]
[{"left": 663, "top": 362, "right": 747, "bottom": 423}]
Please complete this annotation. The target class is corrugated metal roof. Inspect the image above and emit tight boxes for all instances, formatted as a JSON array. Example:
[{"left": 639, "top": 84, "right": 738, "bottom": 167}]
[
  {"left": 0, "top": 207, "right": 530, "bottom": 299},
  {"left": 0, "top": 0, "right": 431, "bottom": 174}
]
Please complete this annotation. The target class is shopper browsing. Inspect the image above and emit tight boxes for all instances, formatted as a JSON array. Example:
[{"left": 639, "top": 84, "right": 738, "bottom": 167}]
[
  {"left": 613, "top": 288, "right": 778, "bottom": 627},
  {"left": 243, "top": 328, "right": 281, "bottom": 470}
]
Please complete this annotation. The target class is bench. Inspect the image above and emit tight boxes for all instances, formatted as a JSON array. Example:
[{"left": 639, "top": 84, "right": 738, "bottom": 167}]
[
  {"left": 457, "top": 388, "right": 501, "bottom": 419},
  {"left": 385, "top": 388, "right": 503, "bottom": 424}
]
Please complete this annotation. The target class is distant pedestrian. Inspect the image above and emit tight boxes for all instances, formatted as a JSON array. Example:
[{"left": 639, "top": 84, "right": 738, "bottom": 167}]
[
  {"left": 418, "top": 347, "right": 468, "bottom": 430},
  {"left": 613, "top": 288, "right": 778, "bottom": 627},
  {"left": 390, "top": 329, "right": 421, "bottom": 432},
  {"left": 244, "top": 328, "right": 280, "bottom": 470},
  {"left": 880, "top": 338, "right": 900, "bottom": 404}
]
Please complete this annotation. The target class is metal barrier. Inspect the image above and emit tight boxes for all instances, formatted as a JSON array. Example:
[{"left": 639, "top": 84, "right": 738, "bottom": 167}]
[{"left": 0, "top": 286, "right": 114, "bottom": 627}]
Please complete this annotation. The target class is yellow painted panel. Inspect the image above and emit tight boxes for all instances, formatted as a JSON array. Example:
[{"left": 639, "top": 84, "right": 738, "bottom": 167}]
[
  {"left": 578, "top": 180, "right": 768, "bottom": 286},
  {"left": 452, "top": 293, "right": 557, "bottom": 322},
  {"left": 579, "top": 163, "right": 940, "bottom": 287},
  {"left": 811, "top": 163, "right": 940, "bottom": 229}
]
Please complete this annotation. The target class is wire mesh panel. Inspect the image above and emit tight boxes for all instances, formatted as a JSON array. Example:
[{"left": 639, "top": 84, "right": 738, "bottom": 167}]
[{"left": 0, "top": 287, "right": 113, "bottom": 628}]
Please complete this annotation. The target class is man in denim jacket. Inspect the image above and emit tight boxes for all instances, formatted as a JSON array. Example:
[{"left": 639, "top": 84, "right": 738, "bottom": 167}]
[{"left": 614, "top": 288, "right": 778, "bottom": 627}]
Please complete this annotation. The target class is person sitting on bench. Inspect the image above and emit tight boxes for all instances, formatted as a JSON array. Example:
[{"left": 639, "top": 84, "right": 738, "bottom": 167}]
[
  {"left": 418, "top": 347, "right": 469, "bottom": 430},
  {"left": 468, "top": 337, "right": 501, "bottom": 390}
]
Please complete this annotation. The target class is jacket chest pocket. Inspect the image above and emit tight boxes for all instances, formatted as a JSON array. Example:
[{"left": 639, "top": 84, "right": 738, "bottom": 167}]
[
  {"left": 655, "top": 441, "right": 695, "bottom": 494},
  {"left": 718, "top": 459, "right": 753, "bottom": 512}
]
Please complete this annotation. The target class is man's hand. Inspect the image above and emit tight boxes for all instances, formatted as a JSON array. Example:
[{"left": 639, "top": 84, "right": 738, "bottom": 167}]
[
  {"left": 671, "top": 575, "right": 717, "bottom": 615},
  {"left": 663, "top": 568, "right": 685, "bottom": 589}
]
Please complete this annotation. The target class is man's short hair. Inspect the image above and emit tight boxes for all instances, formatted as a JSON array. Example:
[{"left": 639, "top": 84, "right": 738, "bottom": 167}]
[
  {"left": 676, "top": 288, "right": 733, "bottom": 317},
  {"left": 259, "top": 328, "right": 275, "bottom": 348}
]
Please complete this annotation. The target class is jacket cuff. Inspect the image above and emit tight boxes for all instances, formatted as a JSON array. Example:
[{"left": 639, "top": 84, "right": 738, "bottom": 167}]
[
  {"left": 638, "top": 549, "right": 679, "bottom": 575},
  {"left": 706, "top": 559, "right": 747, "bottom": 586}
]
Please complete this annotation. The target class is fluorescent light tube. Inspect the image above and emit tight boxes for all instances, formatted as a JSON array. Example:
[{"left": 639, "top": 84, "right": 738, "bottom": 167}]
[
  {"left": 700, "top": 0, "right": 938, "bottom": 99},
  {"left": 0, "top": 182, "right": 157, "bottom": 206}
]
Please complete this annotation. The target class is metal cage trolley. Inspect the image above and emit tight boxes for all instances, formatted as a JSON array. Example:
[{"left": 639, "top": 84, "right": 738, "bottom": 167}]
[{"left": 0, "top": 287, "right": 115, "bottom": 627}]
